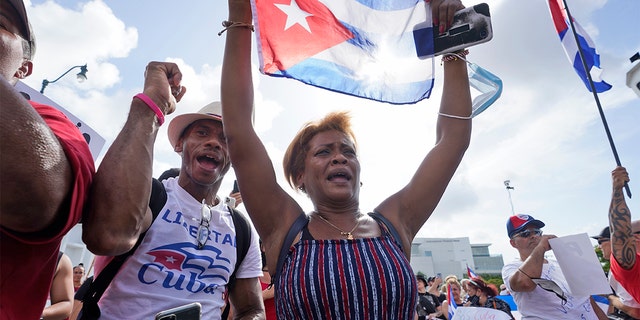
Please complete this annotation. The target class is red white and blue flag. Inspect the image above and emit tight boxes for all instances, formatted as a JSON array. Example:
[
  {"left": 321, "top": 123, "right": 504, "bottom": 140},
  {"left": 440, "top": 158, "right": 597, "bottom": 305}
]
[
  {"left": 547, "top": 0, "right": 611, "bottom": 93},
  {"left": 467, "top": 265, "right": 479, "bottom": 279},
  {"left": 447, "top": 283, "right": 457, "bottom": 319},
  {"left": 252, "top": 0, "right": 436, "bottom": 104}
]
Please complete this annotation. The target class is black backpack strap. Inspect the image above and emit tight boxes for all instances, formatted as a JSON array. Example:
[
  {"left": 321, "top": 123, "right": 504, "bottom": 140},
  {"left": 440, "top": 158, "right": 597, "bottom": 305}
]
[
  {"left": 226, "top": 206, "right": 252, "bottom": 291},
  {"left": 369, "top": 211, "right": 403, "bottom": 250},
  {"left": 273, "top": 214, "right": 309, "bottom": 285},
  {"left": 79, "top": 179, "right": 167, "bottom": 320},
  {"left": 221, "top": 207, "right": 253, "bottom": 320}
]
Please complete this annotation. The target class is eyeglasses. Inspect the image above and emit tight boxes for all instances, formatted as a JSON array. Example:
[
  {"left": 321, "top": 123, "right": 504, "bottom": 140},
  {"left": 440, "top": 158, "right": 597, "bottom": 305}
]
[
  {"left": 597, "top": 238, "right": 610, "bottom": 245},
  {"left": 197, "top": 199, "right": 212, "bottom": 250},
  {"left": 512, "top": 228, "right": 543, "bottom": 239},
  {"left": 530, "top": 278, "right": 567, "bottom": 304}
]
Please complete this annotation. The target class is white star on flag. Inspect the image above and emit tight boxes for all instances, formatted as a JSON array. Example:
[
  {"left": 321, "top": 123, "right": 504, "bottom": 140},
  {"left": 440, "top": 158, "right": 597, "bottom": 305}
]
[
  {"left": 274, "top": 0, "right": 313, "bottom": 32},
  {"left": 165, "top": 255, "right": 176, "bottom": 263}
]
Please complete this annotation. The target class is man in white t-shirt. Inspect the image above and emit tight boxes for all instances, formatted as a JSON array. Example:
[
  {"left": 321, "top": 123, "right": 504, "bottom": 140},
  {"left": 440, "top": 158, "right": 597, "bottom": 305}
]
[
  {"left": 501, "top": 214, "right": 606, "bottom": 319},
  {"left": 83, "top": 77, "right": 264, "bottom": 320}
]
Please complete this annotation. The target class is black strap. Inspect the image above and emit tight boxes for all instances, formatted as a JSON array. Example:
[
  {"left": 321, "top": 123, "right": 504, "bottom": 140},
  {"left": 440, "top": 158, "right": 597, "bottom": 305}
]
[
  {"left": 79, "top": 179, "right": 167, "bottom": 320},
  {"left": 226, "top": 206, "right": 251, "bottom": 290},
  {"left": 274, "top": 214, "right": 309, "bottom": 285},
  {"left": 369, "top": 211, "right": 403, "bottom": 249},
  {"left": 218, "top": 206, "right": 253, "bottom": 320}
]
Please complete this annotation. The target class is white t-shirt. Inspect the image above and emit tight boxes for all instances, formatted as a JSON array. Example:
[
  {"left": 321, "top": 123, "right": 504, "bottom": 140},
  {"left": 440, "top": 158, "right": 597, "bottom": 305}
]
[
  {"left": 97, "top": 178, "right": 262, "bottom": 319},
  {"left": 502, "top": 258, "right": 599, "bottom": 319}
]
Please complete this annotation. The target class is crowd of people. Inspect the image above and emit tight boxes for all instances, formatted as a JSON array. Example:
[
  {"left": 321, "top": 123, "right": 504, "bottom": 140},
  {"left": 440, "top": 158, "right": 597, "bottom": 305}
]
[{"left": 1, "top": 0, "right": 638, "bottom": 319}]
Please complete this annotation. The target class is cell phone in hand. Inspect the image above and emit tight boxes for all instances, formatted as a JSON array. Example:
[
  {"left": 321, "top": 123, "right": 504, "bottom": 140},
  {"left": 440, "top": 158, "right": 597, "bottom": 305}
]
[
  {"left": 433, "top": 3, "right": 493, "bottom": 55},
  {"left": 155, "top": 302, "right": 201, "bottom": 320},
  {"left": 437, "top": 273, "right": 442, "bottom": 279}
]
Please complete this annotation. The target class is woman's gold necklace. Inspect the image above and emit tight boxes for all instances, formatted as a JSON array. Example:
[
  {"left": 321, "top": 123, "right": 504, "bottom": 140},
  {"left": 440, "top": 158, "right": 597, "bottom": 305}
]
[{"left": 314, "top": 213, "right": 362, "bottom": 240}]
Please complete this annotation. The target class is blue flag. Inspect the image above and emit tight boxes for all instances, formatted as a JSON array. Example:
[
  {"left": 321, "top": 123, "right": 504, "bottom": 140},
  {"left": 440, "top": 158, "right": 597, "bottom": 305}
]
[
  {"left": 548, "top": 0, "right": 612, "bottom": 93},
  {"left": 252, "top": 0, "right": 436, "bottom": 104}
]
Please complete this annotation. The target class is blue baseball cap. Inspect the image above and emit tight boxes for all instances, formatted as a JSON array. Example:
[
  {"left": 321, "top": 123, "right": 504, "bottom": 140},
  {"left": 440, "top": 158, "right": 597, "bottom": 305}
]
[{"left": 507, "top": 214, "right": 545, "bottom": 238}]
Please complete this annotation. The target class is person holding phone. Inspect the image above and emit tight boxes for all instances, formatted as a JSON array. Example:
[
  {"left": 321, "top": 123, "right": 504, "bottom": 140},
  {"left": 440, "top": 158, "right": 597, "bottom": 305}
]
[{"left": 221, "top": 0, "right": 471, "bottom": 318}]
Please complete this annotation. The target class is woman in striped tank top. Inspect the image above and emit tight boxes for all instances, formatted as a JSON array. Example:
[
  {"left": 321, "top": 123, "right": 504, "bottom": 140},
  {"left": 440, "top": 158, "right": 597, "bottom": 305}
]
[{"left": 221, "top": 0, "right": 472, "bottom": 318}]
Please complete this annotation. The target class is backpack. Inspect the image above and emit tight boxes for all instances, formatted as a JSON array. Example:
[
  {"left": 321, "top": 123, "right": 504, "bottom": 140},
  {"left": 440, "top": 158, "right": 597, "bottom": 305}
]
[{"left": 79, "top": 179, "right": 252, "bottom": 320}]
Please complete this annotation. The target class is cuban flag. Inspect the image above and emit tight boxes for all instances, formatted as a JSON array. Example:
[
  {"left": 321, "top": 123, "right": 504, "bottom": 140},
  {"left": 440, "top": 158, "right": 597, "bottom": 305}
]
[
  {"left": 547, "top": 0, "right": 612, "bottom": 93},
  {"left": 467, "top": 265, "right": 479, "bottom": 279},
  {"left": 447, "top": 283, "right": 457, "bottom": 319},
  {"left": 252, "top": 0, "right": 436, "bottom": 105}
]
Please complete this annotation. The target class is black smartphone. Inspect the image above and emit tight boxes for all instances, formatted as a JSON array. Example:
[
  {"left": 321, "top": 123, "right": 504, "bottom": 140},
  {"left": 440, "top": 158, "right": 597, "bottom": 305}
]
[
  {"left": 231, "top": 180, "right": 239, "bottom": 194},
  {"left": 155, "top": 302, "right": 201, "bottom": 320},
  {"left": 433, "top": 3, "right": 493, "bottom": 55}
]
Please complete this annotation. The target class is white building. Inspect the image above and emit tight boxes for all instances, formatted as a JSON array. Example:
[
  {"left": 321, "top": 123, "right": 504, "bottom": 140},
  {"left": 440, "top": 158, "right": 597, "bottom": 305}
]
[{"left": 410, "top": 237, "right": 504, "bottom": 279}]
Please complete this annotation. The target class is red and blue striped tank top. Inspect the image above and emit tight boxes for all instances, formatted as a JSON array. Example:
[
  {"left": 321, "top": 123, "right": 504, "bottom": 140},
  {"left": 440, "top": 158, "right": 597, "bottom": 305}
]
[{"left": 275, "top": 214, "right": 417, "bottom": 319}]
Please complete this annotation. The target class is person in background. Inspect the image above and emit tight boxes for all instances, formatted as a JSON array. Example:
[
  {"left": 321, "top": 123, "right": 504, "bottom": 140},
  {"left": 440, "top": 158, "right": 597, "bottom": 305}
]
[
  {"left": 42, "top": 252, "right": 74, "bottom": 320},
  {"left": 428, "top": 276, "right": 447, "bottom": 303},
  {"left": 416, "top": 275, "right": 444, "bottom": 320},
  {"left": 501, "top": 214, "right": 606, "bottom": 319},
  {"left": 72, "top": 263, "right": 85, "bottom": 292},
  {"left": 69, "top": 274, "right": 93, "bottom": 320},
  {"left": 593, "top": 225, "right": 640, "bottom": 319},
  {"left": 608, "top": 167, "right": 640, "bottom": 304},
  {"left": 499, "top": 283, "right": 510, "bottom": 296},
  {"left": 466, "top": 277, "right": 515, "bottom": 319},
  {"left": 221, "top": 0, "right": 472, "bottom": 317},
  {"left": 440, "top": 276, "right": 464, "bottom": 319},
  {"left": 259, "top": 241, "right": 276, "bottom": 319},
  {"left": 1, "top": 1, "right": 95, "bottom": 318}
]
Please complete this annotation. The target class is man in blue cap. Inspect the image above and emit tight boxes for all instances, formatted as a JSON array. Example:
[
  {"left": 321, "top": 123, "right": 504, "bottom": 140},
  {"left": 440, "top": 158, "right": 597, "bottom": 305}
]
[{"left": 501, "top": 214, "right": 606, "bottom": 319}]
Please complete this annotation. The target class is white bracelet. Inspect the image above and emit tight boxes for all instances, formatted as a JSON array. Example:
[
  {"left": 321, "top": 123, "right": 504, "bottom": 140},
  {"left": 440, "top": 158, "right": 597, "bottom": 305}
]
[{"left": 438, "top": 112, "right": 472, "bottom": 120}]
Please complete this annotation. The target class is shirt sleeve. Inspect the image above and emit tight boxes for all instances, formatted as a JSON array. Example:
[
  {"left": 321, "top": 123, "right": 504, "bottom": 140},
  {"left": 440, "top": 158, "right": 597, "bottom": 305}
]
[
  {"left": 6, "top": 101, "right": 95, "bottom": 244},
  {"left": 609, "top": 252, "right": 640, "bottom": 303},
  {"left": 235, "top": 220, "right": 263, "bottom": 279}
]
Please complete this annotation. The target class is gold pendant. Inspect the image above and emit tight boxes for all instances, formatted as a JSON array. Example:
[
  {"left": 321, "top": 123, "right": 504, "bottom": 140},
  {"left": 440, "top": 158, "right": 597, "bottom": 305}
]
[{"left": 343, "top": 232, "right": 353, "bottom": 240}]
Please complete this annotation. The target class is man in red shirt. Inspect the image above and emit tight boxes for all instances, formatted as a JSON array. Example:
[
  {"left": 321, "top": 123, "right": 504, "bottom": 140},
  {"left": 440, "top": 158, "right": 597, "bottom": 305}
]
[
  {"left": 608, "top": 166, "right": 640, "bottom": 304},
  {"left": 0, "top": 1, "right": 95, "bottom": 319}
]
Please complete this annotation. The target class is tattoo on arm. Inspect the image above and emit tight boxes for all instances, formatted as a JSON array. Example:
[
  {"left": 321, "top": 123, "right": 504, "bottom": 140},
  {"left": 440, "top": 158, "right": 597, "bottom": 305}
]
[{"left": 609, "top": 190, "right": 636, "bottom": 269}]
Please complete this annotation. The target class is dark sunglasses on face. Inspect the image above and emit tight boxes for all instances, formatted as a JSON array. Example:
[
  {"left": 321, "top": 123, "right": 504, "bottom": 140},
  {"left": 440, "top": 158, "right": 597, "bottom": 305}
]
[
  {"left": 513, "top": 228, "right": 543, "bottom": 239},
  {"left": 597, "top": 238, "right": 610, "bottom": 245}
]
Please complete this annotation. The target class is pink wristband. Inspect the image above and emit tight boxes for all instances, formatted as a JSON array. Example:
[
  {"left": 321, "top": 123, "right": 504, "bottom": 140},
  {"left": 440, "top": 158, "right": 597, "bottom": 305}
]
[{"left": 134, "top": 93, "right": 165, "bottom": 125}]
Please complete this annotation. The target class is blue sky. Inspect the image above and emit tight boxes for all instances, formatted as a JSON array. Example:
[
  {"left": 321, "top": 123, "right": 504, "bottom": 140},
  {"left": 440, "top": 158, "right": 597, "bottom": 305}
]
[{"left": 21, "top": 0, "right": 640, "bottom": 263}]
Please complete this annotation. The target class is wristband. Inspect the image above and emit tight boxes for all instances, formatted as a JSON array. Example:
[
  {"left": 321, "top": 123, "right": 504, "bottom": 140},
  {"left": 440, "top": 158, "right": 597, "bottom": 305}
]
[{"left": 134, "top": 93, "right": 165, "bottom": 125}]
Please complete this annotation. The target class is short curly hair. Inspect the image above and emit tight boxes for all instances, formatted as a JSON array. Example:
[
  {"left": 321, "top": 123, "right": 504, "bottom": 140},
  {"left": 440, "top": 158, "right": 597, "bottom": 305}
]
[{"left": 283, "top": 111, "right": 357, "bottom": 190}]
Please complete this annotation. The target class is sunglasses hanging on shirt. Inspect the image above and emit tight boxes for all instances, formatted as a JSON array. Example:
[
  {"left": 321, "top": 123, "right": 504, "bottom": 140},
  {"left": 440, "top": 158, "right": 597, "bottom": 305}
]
[{"left": 197, "top": 199, "right": 212, "bottom": 249}]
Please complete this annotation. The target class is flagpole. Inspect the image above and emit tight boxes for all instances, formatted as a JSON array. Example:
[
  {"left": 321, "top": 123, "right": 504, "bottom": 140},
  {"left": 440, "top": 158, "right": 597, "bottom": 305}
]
[{"left": 561, "top": 0, "right": 631, "bottom": 198}]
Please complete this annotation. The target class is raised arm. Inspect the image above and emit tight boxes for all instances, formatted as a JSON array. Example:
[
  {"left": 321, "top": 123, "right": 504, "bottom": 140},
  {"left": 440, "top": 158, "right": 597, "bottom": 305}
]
[
  {"left": 83, "top": 62, "right": 185, "bottom": 255},
  {"left": 609, "top": 166, "right": 635, "bottom": 269},
  {"left": 376, "top": 0, "right": 472, "bottom": 250},
  {"left": 221, "top": 0, "right": 303, "bottom": 271}
]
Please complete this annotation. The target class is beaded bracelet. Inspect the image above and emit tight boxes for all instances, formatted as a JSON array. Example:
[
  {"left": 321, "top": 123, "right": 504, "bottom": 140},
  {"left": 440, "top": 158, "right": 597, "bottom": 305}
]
[
  {"left": 134, "top": 93, "right": 165, "bottom": 125},
  {"left": 441, "top": 49, "right": 470, "bottom": 65},
  {"left": 218, "top": 20, "right": 255, "bottom": 36}
]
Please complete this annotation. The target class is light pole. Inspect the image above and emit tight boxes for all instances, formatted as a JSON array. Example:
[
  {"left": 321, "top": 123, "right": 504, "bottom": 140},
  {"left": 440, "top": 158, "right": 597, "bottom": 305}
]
[
  {"left": 504, "top": 180, "right": 515, "bottom": 216},
  {"left": 40, "top": 64, "right": 88, "bottom": 94}
]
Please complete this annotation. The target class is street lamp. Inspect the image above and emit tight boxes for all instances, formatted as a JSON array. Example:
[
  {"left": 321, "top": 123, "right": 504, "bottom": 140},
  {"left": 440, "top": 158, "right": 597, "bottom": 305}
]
[
  {"left": 40, "top": 64, "right": 88, "bottom": 94},
  {"left": 504, "top": 180, "right": 515, "bottom": 216}
]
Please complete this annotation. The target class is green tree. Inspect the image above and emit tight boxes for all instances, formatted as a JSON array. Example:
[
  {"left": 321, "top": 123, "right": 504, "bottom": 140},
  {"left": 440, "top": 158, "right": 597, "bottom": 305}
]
[{"left": 594, "top": 245, "right": 610, "bottom": 273}]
